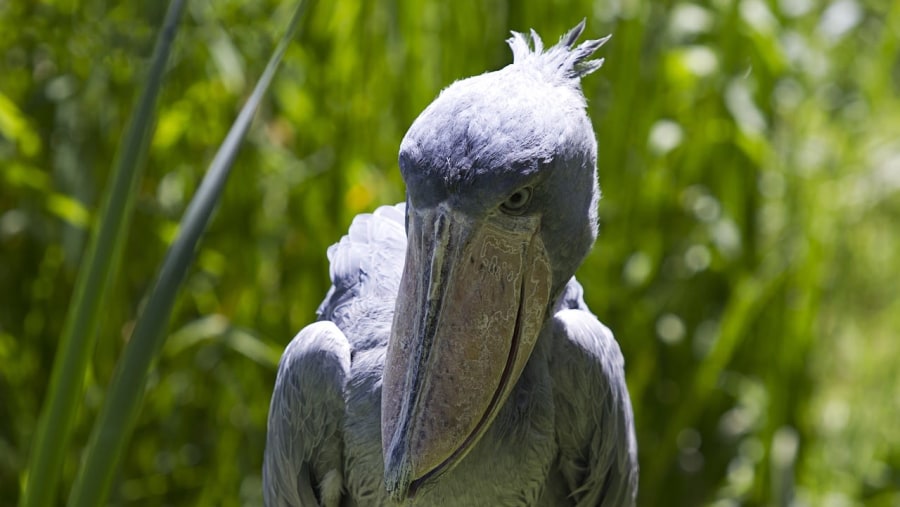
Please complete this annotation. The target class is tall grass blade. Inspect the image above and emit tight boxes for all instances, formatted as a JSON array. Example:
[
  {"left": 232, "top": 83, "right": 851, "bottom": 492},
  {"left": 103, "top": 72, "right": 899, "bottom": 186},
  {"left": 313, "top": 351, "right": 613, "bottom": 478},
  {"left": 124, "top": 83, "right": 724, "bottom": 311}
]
[
  {"left": 65, "top": 2, "right": 308, "bottom": 506},
  {"left": 19, "top": 2, "right": 186, "bottom": 505}
]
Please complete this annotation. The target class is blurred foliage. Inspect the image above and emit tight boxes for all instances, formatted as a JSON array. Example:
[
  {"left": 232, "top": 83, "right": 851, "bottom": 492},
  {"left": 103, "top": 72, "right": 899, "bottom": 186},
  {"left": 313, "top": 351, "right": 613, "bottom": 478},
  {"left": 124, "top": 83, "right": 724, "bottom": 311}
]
[{"left": 1, "top": 0, "right": 898, "bottom": 506}]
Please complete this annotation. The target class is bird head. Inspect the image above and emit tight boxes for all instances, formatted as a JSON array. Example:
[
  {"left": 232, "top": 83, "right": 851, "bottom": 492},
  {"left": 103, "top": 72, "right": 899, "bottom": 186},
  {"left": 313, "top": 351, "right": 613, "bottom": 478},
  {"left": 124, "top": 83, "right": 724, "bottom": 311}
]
[{"left": 381, "top": 20, "right": 609, "bottom": 501}]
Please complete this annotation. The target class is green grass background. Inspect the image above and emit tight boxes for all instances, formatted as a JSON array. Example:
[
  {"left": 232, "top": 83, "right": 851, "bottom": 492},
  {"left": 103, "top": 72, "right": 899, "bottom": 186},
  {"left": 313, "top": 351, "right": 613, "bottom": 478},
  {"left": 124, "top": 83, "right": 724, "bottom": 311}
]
[{"left": 1, "top": 0, "right": 898, "bottom": 505}]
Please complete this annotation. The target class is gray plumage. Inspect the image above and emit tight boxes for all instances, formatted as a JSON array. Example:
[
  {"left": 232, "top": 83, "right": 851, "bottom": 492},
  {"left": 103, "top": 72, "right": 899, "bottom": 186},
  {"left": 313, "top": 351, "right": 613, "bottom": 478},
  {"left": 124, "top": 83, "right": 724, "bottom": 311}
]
[{"left": 264, "top": 21, "right": 638, "bottom": 506}]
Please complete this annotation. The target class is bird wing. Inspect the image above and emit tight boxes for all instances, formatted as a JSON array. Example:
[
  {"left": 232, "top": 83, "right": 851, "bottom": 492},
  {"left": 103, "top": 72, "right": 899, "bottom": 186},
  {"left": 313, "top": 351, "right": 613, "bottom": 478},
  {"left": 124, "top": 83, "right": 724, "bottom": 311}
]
[
  {"left": 263, "top": 321, "right": 351, "bottom": 507},
  {"left": 265, "top": 204, "right": 407, "bottom": 506},
  {"left": 550, "top": 280, "right": 639, "bottom": 507}
]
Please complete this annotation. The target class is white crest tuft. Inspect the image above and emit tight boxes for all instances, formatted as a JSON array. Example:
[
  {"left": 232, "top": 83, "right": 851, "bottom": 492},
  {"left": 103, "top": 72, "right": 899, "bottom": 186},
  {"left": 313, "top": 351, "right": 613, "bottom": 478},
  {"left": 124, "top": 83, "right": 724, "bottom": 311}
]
[{"left": 507, "top": 19, "right": 611, "bottom": 82}]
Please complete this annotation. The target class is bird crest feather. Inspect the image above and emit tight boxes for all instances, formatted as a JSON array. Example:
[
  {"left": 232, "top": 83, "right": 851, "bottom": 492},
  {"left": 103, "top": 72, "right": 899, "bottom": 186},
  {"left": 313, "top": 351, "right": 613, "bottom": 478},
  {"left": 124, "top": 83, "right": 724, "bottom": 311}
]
[{"left": 507, "top": 19, "right": 610, "bottom": 82}]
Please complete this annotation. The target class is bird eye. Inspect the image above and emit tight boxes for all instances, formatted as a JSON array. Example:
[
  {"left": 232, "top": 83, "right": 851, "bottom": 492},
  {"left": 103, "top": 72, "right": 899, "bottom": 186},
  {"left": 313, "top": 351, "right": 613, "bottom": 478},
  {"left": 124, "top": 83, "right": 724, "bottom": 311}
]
[{"left": 500, "top": 187, "right": 533, "bottom": 215}]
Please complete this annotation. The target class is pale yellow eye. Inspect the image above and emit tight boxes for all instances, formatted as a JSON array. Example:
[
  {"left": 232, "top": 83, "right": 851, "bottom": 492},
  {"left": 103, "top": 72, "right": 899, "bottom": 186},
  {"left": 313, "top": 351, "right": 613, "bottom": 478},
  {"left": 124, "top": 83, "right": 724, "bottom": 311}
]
[{"left": 500, "top": 187, "right": 533, "bottom": 215}]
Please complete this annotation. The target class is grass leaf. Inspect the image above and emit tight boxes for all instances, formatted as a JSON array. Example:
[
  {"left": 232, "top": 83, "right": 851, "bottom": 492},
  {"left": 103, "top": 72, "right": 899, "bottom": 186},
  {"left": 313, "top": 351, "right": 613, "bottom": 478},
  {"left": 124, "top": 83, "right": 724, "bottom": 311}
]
[
  {"left": 64, "top": 2, "right": 308, "bottom": 506},
  {"left": 19, "top": 2, "right": 186, "bottom": 506}
]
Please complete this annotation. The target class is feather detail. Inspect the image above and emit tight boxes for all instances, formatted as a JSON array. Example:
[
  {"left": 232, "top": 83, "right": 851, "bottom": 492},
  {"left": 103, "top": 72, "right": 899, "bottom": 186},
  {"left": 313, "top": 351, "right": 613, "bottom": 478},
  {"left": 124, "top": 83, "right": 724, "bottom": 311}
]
[{"left": 507, "top": 19, "right": 610, "bottom": 82}]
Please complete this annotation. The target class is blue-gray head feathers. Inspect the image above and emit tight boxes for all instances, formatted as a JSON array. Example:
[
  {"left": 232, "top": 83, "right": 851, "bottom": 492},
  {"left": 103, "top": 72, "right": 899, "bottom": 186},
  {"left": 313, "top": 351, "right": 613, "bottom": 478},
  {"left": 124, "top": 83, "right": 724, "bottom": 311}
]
[
  {"left": 399, "top": 20, "right": 608, "bottom": 209},
  {"left": 506, "top": 19, "right": 610, "bottom": 84},
  {"left": 399, "top": 21, "right": 609, "bottom": 294}
]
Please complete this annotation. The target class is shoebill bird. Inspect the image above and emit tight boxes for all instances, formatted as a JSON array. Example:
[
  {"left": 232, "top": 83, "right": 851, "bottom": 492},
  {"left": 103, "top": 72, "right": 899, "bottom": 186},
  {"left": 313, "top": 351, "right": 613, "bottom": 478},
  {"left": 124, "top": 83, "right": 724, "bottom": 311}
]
[{"left": 264, "top": 21, "right": 638, "bottom": 506}]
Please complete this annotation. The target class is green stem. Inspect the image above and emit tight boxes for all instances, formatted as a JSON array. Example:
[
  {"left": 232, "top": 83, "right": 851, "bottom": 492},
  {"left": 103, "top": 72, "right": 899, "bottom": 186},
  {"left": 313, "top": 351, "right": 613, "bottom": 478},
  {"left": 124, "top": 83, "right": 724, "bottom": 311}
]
[
  {"left": 19, "top": 2, "right": 186, "bottom": 506},
  {"left": 65, "top": 2, "right": 307, "bottom": 506}
]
